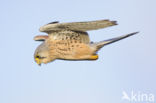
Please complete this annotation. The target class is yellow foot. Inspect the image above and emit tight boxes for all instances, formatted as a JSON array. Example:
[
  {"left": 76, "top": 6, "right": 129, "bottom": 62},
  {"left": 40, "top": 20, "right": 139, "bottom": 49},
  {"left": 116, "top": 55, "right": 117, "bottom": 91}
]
[{"left": 89, "top": 55, "right": 99, "bottom": 60}]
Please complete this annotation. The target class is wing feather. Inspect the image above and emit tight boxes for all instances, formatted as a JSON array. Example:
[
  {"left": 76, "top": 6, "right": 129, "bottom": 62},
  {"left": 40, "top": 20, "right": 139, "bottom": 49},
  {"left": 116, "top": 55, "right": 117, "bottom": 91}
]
[
  {"left": 34, "top": 35, "right": 48, "bottom": 41},
  {"left": 39, "top": 19, "right": 117, "bottom": 33},
  {"left": 48, "top": 30, "right": 90, "bottom": 44}
]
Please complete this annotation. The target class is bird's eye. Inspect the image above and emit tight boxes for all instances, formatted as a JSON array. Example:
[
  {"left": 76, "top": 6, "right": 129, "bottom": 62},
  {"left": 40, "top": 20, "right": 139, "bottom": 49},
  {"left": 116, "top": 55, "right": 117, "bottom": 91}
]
[{"left": 36, "top": 55, "right": 40, "bottom": 58}]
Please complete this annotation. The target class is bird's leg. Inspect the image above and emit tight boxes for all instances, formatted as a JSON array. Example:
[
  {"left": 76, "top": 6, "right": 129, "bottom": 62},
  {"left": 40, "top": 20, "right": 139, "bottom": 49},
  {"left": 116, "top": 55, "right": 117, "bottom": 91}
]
[{"left": 88, "top": 54, "right": 99, "bottom": 60}]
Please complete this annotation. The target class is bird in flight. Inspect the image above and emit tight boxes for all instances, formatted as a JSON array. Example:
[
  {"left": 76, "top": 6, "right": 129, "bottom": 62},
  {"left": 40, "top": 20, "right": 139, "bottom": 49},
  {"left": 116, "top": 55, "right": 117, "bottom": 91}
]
[{"left": 34, "top": 19, "right": 138, "bottom": 65}]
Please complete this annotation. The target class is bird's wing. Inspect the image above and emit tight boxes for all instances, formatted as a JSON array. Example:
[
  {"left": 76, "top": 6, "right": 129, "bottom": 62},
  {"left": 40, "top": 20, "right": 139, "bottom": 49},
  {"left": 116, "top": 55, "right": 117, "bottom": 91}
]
[
  {"left": 34, "top": 35, "right": 49, "bottom": 41},
  {"left": 48, "top": 30, "right": 90, "bottom": 44},
  {"left": 39, "top": 19, "right": 117, "bottom": 33}
]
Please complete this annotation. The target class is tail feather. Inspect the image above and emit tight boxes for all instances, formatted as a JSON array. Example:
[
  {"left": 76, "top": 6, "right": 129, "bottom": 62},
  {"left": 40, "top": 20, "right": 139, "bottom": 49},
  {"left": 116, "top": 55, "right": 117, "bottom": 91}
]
[{"left": 92, "top": 32, "right": 139, "bottom": 51}]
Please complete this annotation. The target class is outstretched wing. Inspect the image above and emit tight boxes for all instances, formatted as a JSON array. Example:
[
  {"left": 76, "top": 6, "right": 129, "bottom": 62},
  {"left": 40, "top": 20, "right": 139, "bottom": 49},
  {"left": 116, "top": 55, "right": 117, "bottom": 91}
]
[{"left": 39, "top": 19, "right": 117, "bottom": 33}]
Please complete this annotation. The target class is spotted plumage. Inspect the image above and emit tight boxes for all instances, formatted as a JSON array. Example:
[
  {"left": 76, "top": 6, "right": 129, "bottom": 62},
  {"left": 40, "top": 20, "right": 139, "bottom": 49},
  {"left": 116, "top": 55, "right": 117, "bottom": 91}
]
[{"left": 34, "top": 19, "right": 138, "bottom": 65}]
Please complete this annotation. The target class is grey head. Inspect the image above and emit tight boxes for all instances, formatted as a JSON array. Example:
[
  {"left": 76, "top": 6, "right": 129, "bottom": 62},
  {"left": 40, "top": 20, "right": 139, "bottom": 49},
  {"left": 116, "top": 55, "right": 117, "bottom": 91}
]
[{"left": 34, "top": 42, "right": 50, "bottom": 65}]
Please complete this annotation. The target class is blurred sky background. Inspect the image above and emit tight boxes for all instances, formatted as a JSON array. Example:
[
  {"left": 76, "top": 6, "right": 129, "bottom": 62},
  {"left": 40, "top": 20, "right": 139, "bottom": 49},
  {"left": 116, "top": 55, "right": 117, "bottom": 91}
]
[{"left": 0, "top": 0, "right": 156, "bottom": 103}]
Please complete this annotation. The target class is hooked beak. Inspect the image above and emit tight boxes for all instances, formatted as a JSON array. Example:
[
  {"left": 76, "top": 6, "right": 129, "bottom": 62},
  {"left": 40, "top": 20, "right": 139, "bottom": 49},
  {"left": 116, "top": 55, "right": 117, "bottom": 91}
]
[{"left": 35, "top": 58, "right": 41, "bottom": 66}]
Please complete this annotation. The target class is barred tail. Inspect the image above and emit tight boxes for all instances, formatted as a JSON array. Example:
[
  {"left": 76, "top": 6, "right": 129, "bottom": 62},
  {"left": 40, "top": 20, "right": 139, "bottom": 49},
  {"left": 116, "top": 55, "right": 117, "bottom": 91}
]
[{"left": 92, "top": 32, "right": 139, "bottom": 51}]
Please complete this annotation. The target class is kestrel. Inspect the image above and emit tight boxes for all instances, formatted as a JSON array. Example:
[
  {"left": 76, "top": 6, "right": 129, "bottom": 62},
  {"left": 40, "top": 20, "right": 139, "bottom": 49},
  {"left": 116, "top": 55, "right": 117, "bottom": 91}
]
[{"left": 34, "top": 19, "right": 138, "bottom": 65}]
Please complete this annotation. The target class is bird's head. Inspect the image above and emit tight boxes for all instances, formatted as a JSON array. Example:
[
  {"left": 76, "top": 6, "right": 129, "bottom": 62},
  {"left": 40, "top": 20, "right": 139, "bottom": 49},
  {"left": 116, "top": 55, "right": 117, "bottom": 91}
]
[{"left": 34, "top": 42, "right": 51, "bottom": 66}]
